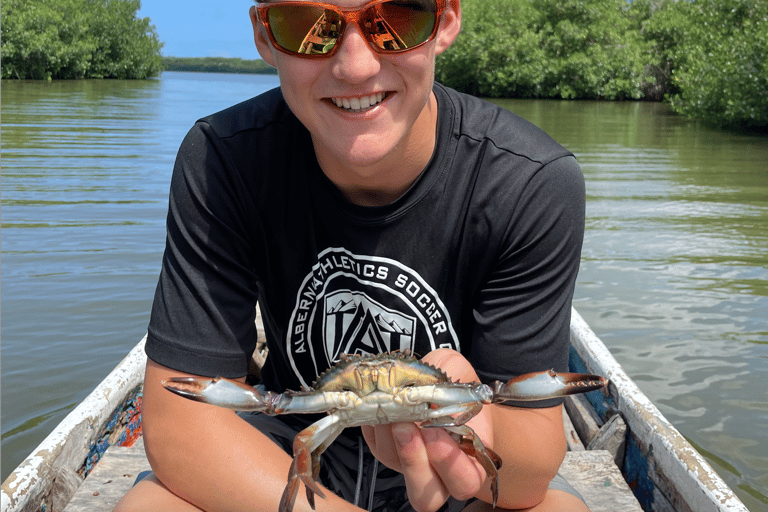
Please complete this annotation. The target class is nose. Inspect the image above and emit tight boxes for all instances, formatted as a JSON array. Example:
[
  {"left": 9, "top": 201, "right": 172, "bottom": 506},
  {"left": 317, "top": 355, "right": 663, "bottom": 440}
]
[{"left": 330, "top": 24, "right": 381, "bottom": 84}]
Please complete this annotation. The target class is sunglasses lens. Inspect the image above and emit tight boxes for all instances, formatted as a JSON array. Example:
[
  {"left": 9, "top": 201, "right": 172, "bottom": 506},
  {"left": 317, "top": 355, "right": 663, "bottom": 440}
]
[
  {"left": 264, "top": 0, "right": 438, "bottom": 56},
  {"left": 368, "top": 0, "right": 437, "bottom": 50},
  {"left": 267, "top": 5, "right": 343, "bottom": 55}
]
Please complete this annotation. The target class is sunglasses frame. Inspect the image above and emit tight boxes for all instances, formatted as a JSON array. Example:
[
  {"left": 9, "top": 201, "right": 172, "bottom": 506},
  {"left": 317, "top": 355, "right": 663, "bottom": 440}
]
[{"left": 255, "top": 0, "right": 446, "bottom": 58}]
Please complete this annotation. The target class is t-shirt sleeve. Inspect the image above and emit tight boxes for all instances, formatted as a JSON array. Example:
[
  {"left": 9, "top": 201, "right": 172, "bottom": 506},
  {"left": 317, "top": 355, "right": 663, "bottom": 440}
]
[
  {"left": 470, "top": 155, "right": 585, "bottom": 407},
  {"left": 145, "top": 122, "right": 260, "bottom": 378}
]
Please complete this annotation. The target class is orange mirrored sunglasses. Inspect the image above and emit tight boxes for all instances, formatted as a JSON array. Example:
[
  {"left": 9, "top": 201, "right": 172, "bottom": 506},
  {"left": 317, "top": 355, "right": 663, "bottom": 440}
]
[{"left": 255, "top": 0, "right": 445, "bottom": 58}]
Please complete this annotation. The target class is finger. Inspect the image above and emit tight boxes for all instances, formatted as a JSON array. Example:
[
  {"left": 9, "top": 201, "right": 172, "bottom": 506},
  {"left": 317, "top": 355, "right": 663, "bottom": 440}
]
[
  {"left": 362, "top": 424, "right": 401, "bottom": 471},
  {"left": 421, "top": 349, "right": 478, "bottom": 383},
  {"left": 421, "top": 426, "right": 489, "bottom": 501},
  {"left": 421, "top": 349, "right": 495, "bottom": 500},
  {"left": 392, "top": 423, "right": 450, "bottom": 512}
]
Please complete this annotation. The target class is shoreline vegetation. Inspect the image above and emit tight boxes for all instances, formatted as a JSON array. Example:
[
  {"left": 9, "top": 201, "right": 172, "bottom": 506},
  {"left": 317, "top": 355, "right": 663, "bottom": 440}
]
[
  {"left": 435, "top": 0, "right": 767, "bottom": 130},
  {"left": 162, "top": 57, "right": 277, "bottom": 75},
  {"left": 1, "top": 0, "right": 163, "bottom": 80},
  {"left": 2, "top": 0, "right": 765, "bottom": 130}
]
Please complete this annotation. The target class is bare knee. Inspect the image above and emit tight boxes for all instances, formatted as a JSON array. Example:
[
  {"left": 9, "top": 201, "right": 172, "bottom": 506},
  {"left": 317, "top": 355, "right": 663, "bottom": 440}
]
[
  {"left": 461, "top": 489, "right": 590, "bottom": 512},
  {"left": 113, "top": 474, "right": 203, "bottom": 512}
]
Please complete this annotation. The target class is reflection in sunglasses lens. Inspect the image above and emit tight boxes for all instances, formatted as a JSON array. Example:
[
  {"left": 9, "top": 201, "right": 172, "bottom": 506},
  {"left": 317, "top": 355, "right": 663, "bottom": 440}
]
[
  {"left": 265, "top": 0, "right": 437, "bottom": 56},
  {"left": 376, "top": 1, "right": 435, "bottom": 49}
]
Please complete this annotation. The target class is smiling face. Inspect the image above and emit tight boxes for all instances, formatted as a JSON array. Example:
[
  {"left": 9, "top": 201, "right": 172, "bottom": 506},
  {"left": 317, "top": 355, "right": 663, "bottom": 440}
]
[{"left": 250, "top": 0, "right": 460, "bottom": 204}]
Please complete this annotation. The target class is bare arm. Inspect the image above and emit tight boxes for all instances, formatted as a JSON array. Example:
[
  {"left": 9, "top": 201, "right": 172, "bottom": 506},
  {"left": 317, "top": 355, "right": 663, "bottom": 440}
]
[
  {"left": 362, "top": 349, "right": 566, "bottom": 512},
  {"left": 139, "top": 359, "right": 364, "bottom": 512}
]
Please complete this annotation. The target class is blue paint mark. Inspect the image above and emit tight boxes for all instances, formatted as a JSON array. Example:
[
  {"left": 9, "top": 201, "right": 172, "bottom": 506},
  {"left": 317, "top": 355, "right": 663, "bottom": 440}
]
[
  {"left": 569, "top": 346, "right": 656, "bottom": 511},
  {"left": 568, "top": 346, "right": 615, "bottom": 421},
  {"left": 79, "top": 387, "right": 143, "bottom": 477},
  {"left": 623, "top": 435, "right": 655, "bottom": 510}
]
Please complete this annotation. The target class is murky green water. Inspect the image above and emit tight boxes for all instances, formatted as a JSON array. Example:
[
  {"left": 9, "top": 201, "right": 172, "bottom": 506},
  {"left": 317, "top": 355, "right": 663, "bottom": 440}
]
[{"left": 2, "top": 74, "right": 766, "bottom": 510}]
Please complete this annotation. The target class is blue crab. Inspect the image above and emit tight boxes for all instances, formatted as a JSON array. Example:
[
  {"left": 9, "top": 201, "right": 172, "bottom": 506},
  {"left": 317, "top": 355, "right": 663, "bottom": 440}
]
[{"left": 163, "top": 351, "right": 607, "bottom": 512}]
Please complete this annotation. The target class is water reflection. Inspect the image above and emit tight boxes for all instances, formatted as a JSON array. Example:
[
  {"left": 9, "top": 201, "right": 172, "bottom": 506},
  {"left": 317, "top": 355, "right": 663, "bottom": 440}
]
[{"left": 0, "top": 73, "right": 281, "bottom": 481}]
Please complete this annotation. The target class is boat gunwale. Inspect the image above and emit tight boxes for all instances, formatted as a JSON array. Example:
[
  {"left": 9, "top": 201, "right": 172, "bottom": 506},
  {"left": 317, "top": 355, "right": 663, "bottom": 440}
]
[
  {"left": 1, "top": 337, "right": 147, "bottom": 512},
  {"left": 568, "top": 307, "right": 748, "bottom": 512}
]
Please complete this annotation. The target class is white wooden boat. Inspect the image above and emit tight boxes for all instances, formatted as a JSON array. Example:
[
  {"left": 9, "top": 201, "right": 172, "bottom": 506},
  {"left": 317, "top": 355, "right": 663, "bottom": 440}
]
[{"left": 1, "top": 308, "right": 749, "bottom": 512}]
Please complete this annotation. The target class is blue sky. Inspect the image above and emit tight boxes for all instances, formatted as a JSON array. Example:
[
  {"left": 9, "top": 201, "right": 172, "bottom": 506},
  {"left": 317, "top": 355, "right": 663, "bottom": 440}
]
[{"left": 137, "top": 1, "right": 261, "bottom": 59}]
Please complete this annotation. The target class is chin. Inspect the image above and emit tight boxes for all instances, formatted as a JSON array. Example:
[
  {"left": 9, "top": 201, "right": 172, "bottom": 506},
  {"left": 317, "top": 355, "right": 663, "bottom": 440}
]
[{"left": 331, "top": 136, "right": 398, "bottom": 168}]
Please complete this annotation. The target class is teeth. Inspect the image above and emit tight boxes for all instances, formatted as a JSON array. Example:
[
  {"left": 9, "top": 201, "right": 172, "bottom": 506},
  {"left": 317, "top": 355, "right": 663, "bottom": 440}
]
[{"left": 333, "top": 92, "right": 385, "bottom": 111}]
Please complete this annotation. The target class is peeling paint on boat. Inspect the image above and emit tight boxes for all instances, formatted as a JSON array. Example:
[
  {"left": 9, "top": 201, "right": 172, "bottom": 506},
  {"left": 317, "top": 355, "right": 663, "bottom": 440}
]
[
  {"left": 569, "top": 308, "right": 748, "bottom": 512},
  {"left": 1, "top": 337, "right": 147, "bottom": 512}
]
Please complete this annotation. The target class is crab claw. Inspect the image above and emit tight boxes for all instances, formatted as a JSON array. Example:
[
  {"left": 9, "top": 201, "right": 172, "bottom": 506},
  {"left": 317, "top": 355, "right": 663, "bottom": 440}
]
[
  {"left": 493, "top": 369, "right": 607, "bottom": 402},
  {"left": 163, "top": 376, "right": 280, "bottom": 412}
]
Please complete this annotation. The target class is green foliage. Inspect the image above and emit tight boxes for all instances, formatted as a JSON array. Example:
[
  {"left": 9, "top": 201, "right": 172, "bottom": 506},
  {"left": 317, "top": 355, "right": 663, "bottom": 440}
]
[
  {"left": 654, "top": 0, "right": 767, "bottom": 128},
  {"left": 162, "top": 57, "right": 278, "bottom": 75},
  {"left": 436, "top": 0, "right": 768, "bottom": 128},
  {"left": 533, "top": 0, "right": 651, "bottom": 99},
  {"left": 437, "top": 0, "right": 652, "bottom": 100},
  {"left": 436, "top": 0, "right": 547, "bottom": 97},
  {"left": 1, "top": 0, "right": 163, "bottom": 79}
]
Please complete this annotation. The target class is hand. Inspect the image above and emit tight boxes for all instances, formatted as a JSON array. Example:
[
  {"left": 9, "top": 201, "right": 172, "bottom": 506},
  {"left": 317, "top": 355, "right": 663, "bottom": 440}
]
[{"left": 361, "top": 349, "right": 494, "bottom": 512}]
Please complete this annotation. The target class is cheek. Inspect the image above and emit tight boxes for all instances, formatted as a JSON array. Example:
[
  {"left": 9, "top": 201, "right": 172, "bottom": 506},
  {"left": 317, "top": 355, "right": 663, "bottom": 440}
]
[
  {"left": 275, "top": 56, "right": 324, "bottom": 91},
  {"left": 277, "top": 68, "right": 313, "bottom": 92},
  {"left": 274, "top": 60, "right": 326, "bottom": 123},
  {"left": 394, "top": 44, "right": 436, "bottom": 74}
]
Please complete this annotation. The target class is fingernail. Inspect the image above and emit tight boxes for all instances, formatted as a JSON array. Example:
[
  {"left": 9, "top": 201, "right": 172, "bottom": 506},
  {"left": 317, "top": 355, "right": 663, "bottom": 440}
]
[
  {"left": 393, "top": 424, "right": 414, "bottom": 447},
  {"left": 421, "top": 427, "right": 440, "bottom": 441}
]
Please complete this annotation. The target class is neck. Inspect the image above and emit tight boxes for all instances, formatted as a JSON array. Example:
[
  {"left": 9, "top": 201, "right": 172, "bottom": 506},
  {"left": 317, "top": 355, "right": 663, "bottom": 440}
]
[{"left": 335, "top": 181, "right": 415, "bottom": 207}]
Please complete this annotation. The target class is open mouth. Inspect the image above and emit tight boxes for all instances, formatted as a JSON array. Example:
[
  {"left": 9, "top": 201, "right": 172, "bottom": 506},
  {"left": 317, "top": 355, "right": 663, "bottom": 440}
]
[{"left": 331, "top": 92, "right": 387, "bottom": 112}]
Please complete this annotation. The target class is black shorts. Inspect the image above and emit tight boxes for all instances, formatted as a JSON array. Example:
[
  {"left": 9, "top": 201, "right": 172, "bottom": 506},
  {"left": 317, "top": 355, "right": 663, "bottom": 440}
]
[{"left": 240, "top": 411, "right": 586, "bottom": 512}]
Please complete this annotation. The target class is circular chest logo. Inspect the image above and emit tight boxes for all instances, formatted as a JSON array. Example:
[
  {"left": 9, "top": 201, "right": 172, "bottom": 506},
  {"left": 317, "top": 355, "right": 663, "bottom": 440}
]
[{"left": 286, "top": 248, "right": 459, "bottom": 387}]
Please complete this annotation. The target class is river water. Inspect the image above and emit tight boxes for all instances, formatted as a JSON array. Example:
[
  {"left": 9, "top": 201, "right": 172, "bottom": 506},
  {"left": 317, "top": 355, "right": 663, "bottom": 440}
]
[{"left": 2, "top": 72, "right": 766, "bottom": 510}]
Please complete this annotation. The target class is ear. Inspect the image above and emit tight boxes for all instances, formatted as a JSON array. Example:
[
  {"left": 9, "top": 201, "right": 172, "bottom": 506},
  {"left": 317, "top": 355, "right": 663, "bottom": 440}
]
[
  {"left": 433, "top": 0, "right": 461, "bottom": 55},
  {"left": 250, "top": 5, "right": 278, "bottom": 68}
]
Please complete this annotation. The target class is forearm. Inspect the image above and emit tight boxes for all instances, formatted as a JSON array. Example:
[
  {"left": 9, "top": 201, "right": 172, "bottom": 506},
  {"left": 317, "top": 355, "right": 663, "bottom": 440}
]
[
  {"left": 487, "top": 403, "right": 566, "bottom": 509},
  {"left": 142, "top": 360, "right": 361, "bottom": 512}
]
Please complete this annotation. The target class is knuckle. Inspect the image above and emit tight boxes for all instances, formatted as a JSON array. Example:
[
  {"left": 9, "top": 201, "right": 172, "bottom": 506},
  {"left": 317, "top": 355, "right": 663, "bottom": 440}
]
[
  {"left": 410, "top": 493, "right": 445, "bottom": 512},
  {"left": 449, "top": 482, "right": 480, "bottom": 501}
]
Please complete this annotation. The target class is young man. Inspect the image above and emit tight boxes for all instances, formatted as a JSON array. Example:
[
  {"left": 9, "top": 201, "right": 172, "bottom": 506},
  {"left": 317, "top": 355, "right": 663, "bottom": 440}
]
[{"left": 115, "top": 0, "right": 589, "bottom": 510}]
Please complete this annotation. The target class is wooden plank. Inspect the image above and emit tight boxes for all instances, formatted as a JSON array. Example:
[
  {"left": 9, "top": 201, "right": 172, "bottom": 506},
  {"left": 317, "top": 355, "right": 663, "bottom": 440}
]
[
  {"left": 68, "top": 440, "right": 641, "bottom": 512},
  {"left": 564, "top": 393, "right": 603, "bottom": 446},
  {"left": 563, "top": 406, "right": 585, "bottom": 451},
  {"left": 587, "top": 413, "right": 627, "bottom": 467},
  {"left": 559, "top": 450, "right": 643, "bottom": 512},
  {"left": 63, "top": 440, "right": 149, "bottom": 512}
]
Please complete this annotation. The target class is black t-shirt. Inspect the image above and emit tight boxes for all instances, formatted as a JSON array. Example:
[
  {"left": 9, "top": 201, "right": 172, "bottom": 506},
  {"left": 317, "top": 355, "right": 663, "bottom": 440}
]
[{"left": 146, "top": 83, "right": 585, "bottom": 406}]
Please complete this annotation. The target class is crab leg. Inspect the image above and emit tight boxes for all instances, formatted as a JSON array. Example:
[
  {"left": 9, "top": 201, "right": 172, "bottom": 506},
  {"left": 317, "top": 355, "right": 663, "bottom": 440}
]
[
  {"left": 421, "top": 402, "right": 503, "bottom": 507},
  {"left": 280, "top": 412, "right": 345, "bottom": 512},
  {"left": 445, "top": 424, "right": 502, "bottom": 507},
  {"left": 162, "top": 377, "right": 287, "bottom": 412},
  {"left": 394, "top": 370, "right": 606, "bottom": 413}
]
